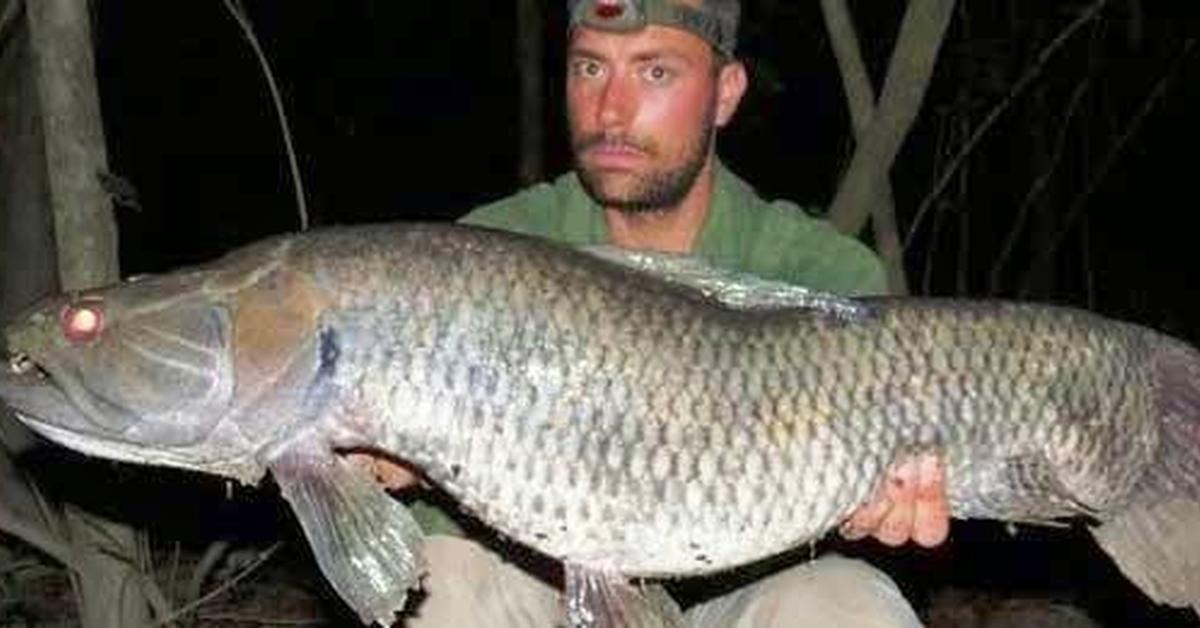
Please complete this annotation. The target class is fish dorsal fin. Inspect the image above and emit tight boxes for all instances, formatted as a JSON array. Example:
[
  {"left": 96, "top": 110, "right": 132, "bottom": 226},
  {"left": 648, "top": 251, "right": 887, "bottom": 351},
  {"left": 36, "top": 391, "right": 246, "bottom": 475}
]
[
  {"left": 579, "top": 245, "right": 869, "bottom": 319},
  {"left": 269, "top": 444, "right": 424, "bottom": 626}
]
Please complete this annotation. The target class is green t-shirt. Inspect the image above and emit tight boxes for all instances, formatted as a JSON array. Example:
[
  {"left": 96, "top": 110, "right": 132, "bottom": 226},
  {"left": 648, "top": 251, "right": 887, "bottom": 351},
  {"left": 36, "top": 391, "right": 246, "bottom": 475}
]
[
  {"left": 411, "top": 161, "right": 888, "bottom": 535},
  {"left": 460, "top": 161, "right": 888, "bottom": 296}
]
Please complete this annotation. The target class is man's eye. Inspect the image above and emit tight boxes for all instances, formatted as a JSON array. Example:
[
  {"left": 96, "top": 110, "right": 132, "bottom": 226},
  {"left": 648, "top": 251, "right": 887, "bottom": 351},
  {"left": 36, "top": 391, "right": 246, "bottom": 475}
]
[
  {"left": 572, "top": 60, "right": 604, "bottom": 78},
  {"left": 643, "top": 65, "right": 674, "bottom": 83}
]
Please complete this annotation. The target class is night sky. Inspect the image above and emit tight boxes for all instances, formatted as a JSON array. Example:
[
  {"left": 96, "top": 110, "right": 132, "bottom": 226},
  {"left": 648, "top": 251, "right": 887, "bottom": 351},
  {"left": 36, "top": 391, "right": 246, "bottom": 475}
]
[{"left": 63, "top": 1, "right": 1200, "bottom": 625}]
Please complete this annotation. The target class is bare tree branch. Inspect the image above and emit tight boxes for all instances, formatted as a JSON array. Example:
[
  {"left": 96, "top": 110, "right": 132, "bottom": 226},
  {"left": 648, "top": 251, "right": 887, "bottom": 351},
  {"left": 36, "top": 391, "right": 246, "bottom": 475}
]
[
  {"left": 1018, "top": 37, "right": 1195, "bottom": 297},
  {"left": 819, "top": 0, "right": 909, "bottom": 294},
  {"left": 155, "top": 542, "right": 282, "bottom": 627},
  {"left": 826, "top": 0, "right": 957, "bottom": 237},
  {"left": 185, "top": 539, "right": 231, "bottom": 609},
  {"left": 904, "top": 0, "right": 1109, "bottom": 247},
  {"left": 988, "top": 79, "right": 1090, "bottom": 295},
  {"left": 920, "top": 112, "right": 955, "bottom": 295},
  {"left": 221, "top": 0, "right": 309, "bottom": 231}
]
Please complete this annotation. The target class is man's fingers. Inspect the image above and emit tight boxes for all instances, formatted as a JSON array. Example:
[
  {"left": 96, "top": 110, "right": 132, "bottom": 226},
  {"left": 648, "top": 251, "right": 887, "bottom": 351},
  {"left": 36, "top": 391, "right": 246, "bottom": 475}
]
[
  {"left": 874, "top": 458, "right": 918, "bottom": 546},
  {"left": 840, "top": 453, "right": 952, "bottom": 547},
  {"left": 839, "top": 457, "right": 918, "bottom": 541},
  {"left": 375, "top": 460, "right": 420, "bottom": 490},
  {"left": 911, "top": 453, "right": 951, "bottom": 547},
  {"left": 839, "top": 491, "right": 892, "bottom": 540},
  {"left": 345, "top": 452, "right": 376, "bottom": 476},
  {"left": 345, "top": 452, "right": 421, "bottom": 490}
]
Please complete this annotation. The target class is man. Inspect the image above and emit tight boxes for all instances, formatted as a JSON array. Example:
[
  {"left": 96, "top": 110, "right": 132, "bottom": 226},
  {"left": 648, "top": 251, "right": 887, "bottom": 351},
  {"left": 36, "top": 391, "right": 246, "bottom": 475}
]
[{"left": 361, "top": 1, "right": 951, "bottom": 624}]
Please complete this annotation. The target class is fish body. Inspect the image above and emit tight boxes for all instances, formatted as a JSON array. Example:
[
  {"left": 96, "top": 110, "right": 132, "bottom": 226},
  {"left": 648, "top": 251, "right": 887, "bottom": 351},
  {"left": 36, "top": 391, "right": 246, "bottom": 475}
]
[{"left": 3, "top": 222, "right": 1199, "bottom": 624}]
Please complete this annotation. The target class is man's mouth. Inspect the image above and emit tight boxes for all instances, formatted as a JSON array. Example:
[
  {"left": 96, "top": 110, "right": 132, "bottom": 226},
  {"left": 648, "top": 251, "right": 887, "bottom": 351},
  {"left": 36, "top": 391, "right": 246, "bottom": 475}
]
[{"left": 585, "top": 143, "right": 649, "bottom": 169}]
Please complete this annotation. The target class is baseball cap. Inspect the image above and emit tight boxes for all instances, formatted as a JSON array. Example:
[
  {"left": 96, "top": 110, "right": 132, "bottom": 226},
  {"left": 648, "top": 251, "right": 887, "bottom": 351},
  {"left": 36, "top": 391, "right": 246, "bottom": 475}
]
[{"left": 567, "top": 0, "right": 740, "bottom": 57}]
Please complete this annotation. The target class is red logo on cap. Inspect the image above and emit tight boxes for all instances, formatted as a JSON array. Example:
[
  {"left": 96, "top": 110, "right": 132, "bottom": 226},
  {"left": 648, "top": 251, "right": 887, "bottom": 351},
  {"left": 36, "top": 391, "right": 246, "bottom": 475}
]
[{"left": 595, "top": 0, "right": 625, "bottom": 19}]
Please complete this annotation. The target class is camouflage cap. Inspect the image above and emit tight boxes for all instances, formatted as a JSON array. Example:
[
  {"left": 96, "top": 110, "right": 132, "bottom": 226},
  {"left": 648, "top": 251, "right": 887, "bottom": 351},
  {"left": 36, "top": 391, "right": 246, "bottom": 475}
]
[{"left": 567, "top": 0, "right": 740, "bottom": 57}]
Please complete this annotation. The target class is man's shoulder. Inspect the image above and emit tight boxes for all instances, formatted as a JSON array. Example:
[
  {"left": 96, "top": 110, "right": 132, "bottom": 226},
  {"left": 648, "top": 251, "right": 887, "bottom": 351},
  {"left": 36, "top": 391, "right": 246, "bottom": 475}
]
[
  {"left": 457, "top": 173, "right": 578, "bottom": 235},
  {"left": 764, "top": 200, "right": 888, "bottom": 295},
  {"left": 719, "top": 170, "right": 888, "bottom": 295}
]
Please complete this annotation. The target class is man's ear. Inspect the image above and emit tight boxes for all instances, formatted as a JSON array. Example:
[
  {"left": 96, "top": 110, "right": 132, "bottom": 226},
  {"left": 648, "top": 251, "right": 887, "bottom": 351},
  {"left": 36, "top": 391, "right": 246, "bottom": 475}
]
[{"left": 715, "top": 60, "right": 748, "bottom": 128}]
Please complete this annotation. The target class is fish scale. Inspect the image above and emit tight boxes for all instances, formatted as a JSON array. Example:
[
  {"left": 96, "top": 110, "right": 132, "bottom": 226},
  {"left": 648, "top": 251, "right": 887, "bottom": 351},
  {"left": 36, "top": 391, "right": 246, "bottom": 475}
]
[{"left": 362, "top": 267, "right": 1144, "bottom": 574}]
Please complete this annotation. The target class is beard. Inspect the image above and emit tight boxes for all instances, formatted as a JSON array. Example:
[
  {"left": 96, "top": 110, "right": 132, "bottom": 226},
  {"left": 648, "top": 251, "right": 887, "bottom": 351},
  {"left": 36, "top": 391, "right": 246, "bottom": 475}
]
[{"left": 571, "top": 98, "right": 717, "bottom": 214}]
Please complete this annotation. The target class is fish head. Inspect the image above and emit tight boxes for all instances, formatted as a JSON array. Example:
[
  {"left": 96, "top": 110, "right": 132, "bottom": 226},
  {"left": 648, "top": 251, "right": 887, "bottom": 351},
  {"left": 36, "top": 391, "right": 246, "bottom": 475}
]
[{"left": 1, "top": 268, "right": 249, "bottom": 473}]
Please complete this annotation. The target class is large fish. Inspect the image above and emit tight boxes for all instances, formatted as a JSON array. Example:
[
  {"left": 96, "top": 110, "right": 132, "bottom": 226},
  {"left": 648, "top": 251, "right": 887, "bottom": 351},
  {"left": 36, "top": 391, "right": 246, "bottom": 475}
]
[{"left": 2, "top": 222, "right": 1199, "bottom": 625}]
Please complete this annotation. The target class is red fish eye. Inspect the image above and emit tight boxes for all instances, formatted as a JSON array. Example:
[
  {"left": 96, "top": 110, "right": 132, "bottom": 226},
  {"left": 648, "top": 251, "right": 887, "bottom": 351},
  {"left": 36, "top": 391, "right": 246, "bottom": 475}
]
[
  {"left": 595, "top": 1, "right": 624, "bottom": 18},
  {"left": 60, "top": 301, "right": 105, "bottom": 344}
]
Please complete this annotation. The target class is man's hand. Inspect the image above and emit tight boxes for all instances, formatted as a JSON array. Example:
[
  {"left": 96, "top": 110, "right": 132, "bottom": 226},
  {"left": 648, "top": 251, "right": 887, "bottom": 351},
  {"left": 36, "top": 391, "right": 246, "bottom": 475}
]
[
  {"left": 346, "top": 453, "right": 422, "bottom": 490},
  {"left": 839, "top": 453, "right": 950, "bottom": 547}
]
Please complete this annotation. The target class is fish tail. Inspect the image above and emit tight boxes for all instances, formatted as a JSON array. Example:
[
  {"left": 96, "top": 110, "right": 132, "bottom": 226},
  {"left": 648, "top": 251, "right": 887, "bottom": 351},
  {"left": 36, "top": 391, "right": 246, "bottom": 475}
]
[{"left": 1090, "top": 337, "right": 1200, "bottom": 615}]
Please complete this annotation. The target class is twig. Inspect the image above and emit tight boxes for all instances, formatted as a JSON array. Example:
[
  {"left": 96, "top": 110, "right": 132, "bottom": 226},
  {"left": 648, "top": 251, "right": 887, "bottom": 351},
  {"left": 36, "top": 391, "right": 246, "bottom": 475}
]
[
  {"left": 155, "top": 542, "right": 282, "bottom": 626},
  {"left": 905, "top": 0, "right": 1110, "bottom": 247},
  {"left": 185, "top": 540, "right": 231, "bottom": 606},
  {"left": 954, "top": 121, "right": 970, "bottom": 296},
  {"left": 920, "top": 112, "right": 951, "bottom": 294},
  {"left": 1018, "top": 37, "right": 1195, "bottom": 297},
  {"left": 1081, "top": 216, "right": 1094, "bottom": 309},
  {"left": 166, "top": 541, "right": 182, "bottom": 603},
  {"left": 219, "top": 0, "right": 310, "bottom": 232},
  {"left": 135, "top": 569, "right": 175, "bottom": 625},
  {"left": 987, "top": 79, "right": 1090, "bottom": 295}
]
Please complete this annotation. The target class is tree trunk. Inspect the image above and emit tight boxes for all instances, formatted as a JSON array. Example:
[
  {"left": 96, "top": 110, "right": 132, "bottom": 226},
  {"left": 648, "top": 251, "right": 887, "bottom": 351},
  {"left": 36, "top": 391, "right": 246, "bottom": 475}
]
[
  {"left": 17, "top": 1, "right": 154, "bottom": 625},
  {"left": 0, "top": 0, "right": 56, "bottom": 322},
  {"left": 515, "top": 0, "right": 544, "bottom": 185},
  {"left": 826, "top": 0, "right": 957, "bottom": 237},
  {"left": 27, "top": 0, "right": 118, "bottom": 291},
  {"left": 818, "top": 0, "right": 910, "bottom": 295}
]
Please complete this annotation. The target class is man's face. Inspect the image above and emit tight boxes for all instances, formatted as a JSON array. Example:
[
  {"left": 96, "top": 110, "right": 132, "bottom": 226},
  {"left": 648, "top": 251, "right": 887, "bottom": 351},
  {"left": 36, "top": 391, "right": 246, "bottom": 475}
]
[{"left": 566, "top": 25, "right": 739, "bottom": 213}]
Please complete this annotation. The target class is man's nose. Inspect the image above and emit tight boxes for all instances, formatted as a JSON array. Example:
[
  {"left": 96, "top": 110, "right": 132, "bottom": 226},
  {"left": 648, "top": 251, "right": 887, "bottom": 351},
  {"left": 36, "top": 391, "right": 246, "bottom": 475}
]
[{"left": 597, "top": 73, "right": 635, "bottom": 130}]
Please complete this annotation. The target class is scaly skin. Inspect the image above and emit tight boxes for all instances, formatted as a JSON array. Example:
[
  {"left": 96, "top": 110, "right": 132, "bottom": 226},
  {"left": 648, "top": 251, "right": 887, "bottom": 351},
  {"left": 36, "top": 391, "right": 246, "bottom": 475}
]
[{"left": 283, "top": 224, "right": 1164, "bottom": 577}]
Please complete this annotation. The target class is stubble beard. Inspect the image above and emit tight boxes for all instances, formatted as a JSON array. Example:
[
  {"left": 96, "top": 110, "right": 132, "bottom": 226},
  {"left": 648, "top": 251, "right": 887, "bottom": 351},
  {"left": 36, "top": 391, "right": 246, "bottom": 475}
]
[{"left": 572, "top": 97, "right": 717, "bottom": 215}]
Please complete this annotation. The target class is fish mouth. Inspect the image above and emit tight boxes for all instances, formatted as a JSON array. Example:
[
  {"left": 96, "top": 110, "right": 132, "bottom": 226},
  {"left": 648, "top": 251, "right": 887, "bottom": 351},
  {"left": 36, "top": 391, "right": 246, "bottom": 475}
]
[
  {"left": 2, "top": 350, "right": 95, "bottom": 426},
  {"left": 1, "top": 350, "right": 264, "bottom": 483},
  {"left": 1, "top": 348, "right": 144, "bottom": 440},
  {"left": 2, "top": 351, "right": 58, "bottom": 400},
  {"left": 8, "top": 351, "right": 49, "bottom": 379}
]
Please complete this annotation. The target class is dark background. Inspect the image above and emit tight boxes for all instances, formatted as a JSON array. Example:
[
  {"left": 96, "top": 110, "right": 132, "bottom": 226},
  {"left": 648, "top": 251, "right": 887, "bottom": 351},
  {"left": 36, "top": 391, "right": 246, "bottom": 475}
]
[
  {"left": 94, "top": 2, "right": 1200, "bottom": 338},
  {"left": 42, "top": 0, "right": 1200, "bottom": 625}
]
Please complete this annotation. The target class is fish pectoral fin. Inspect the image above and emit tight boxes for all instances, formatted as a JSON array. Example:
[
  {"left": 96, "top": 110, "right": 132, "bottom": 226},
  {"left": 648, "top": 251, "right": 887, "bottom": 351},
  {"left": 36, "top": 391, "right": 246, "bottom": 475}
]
[
  {"left": 269, "top": 445, "right": 425, "bottom": 626},
  {"left": 564, "top": 563, "right": 683, "bottom": 628}
]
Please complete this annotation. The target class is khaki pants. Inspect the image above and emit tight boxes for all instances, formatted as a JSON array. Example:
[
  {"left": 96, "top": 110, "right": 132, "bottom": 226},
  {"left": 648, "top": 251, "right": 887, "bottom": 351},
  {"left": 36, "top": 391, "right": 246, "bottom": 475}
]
[{"left": 402, "top": 536, "right": 924, "bottom": 627}]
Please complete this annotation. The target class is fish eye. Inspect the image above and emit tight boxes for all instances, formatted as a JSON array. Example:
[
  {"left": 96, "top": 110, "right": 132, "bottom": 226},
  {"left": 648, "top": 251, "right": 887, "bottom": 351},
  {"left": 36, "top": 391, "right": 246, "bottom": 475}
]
[{"left": 60, "top": 300, "right": 105, "bottom": 344}]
